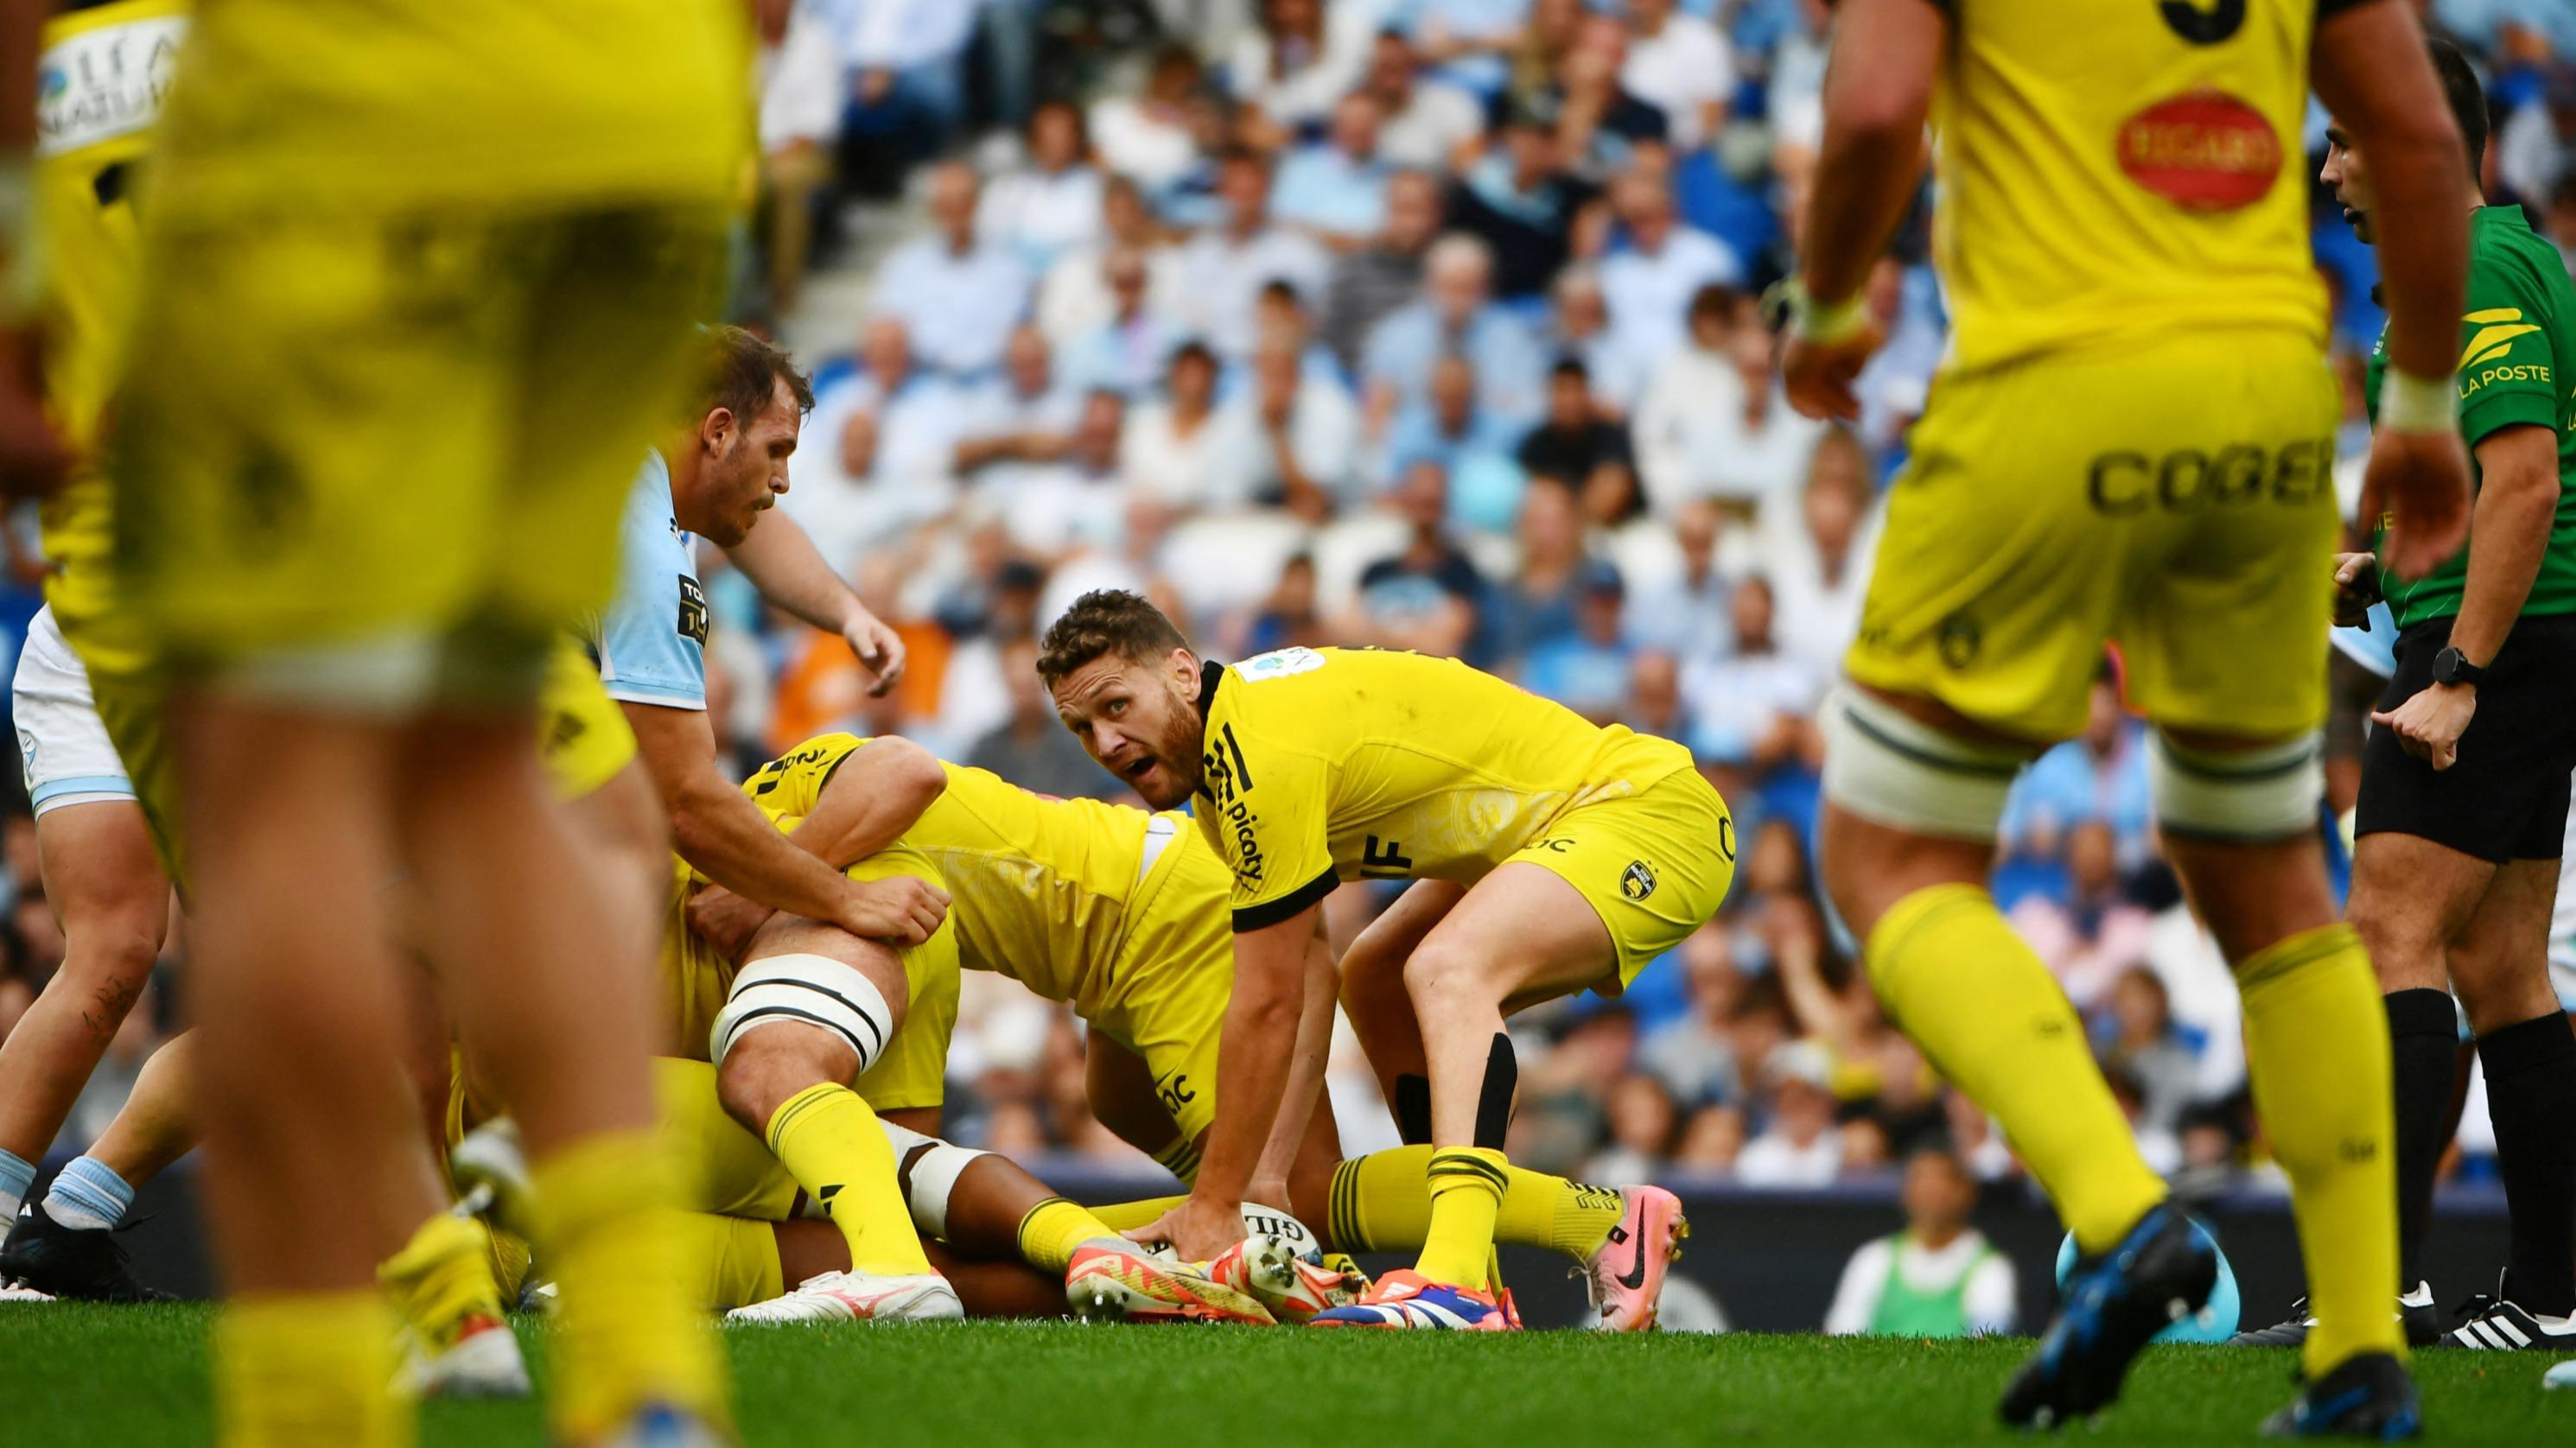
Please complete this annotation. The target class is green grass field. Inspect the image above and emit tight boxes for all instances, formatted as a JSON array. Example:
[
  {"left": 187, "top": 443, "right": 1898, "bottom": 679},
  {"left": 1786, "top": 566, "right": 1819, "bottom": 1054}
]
[{"left": 4, "top": 1307, "right": 2573, "bottom": 1446}]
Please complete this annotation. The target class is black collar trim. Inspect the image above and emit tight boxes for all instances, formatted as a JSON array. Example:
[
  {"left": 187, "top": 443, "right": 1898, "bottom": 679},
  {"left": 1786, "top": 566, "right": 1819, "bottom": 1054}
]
[{"left": 1197, "top": 657, "right": 1226, "bottom": 722}]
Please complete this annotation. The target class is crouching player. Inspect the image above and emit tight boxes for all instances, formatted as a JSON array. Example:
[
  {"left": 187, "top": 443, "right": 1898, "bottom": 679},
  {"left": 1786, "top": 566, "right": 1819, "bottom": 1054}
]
[
  {"left": 1038, "top": 593, "right": 1735, "bottom": 1330},
  {"left": 688, "top": 728, "right": 1691, "bottom": 1328}
]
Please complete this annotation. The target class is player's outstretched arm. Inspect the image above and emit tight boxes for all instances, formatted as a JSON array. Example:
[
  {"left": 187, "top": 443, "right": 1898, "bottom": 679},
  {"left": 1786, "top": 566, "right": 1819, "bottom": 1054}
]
[
  {"left": 1130, "top": 903, "right": 1316, "bottom": 1262},
  {"left": 687, "top": 739, "right": 950, "bottom": 956},
  {"left": 724, "top": 510, "right": 906, "bottom": 695},
  {"left": 2314, "top": 0, "right": 2472, "bottom": 578},
  {"left": 1246, "top": 918, "right": 1340, "bottom": 1206},
  {"left": 624, "top": 702, "right": 947, "bottom": 945},
  {"left": 1781, "top": 0, "right": 1943, "bottom": 421}
]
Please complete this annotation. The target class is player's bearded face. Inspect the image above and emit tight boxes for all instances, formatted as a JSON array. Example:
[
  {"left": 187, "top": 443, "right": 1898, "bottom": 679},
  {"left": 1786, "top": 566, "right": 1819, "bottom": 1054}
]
[
  {"left": 1051, "top": 648, "right": 1205, "bottom": 809},
  {"left": 699, "top": 387, "right": 801, "bottom": 546}
]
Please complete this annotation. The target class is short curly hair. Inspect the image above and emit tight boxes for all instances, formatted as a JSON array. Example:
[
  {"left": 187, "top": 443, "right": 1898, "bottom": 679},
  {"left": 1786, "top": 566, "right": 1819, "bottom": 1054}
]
[{"left": 1036, "top": 589, "right": 1188, "bottom": 686}]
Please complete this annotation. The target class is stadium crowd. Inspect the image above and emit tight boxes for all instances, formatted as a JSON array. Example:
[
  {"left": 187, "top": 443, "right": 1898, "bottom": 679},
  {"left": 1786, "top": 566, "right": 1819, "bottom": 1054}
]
[{"left": 6, "top": 0, "right": 2573, "bottom": 1210}]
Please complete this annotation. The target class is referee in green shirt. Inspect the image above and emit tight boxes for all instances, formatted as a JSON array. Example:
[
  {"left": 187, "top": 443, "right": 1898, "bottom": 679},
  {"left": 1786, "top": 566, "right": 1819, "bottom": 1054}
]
[{"left": 2318, "top": 39, "right": 2576, "bottom": 1352}]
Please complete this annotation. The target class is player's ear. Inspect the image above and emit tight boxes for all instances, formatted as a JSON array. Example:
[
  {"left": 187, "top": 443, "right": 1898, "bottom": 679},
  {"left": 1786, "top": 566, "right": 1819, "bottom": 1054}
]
[
  {"left": 701, "top": 405, "right": 736, "bottom": 454},
  {"left": 1167, "top": 646, "right": 1199, "bottom": 695}
]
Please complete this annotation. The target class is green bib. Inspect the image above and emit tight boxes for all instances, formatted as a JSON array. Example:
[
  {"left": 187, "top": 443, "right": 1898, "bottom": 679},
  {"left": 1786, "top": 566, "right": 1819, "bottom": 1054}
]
[{"left": 1866, "top": 1233, "right": 1995, "bottom": 1338}]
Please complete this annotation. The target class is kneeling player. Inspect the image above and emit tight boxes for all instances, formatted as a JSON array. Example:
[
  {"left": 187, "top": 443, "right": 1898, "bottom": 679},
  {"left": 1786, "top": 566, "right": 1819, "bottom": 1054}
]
[{"left": 1039, "top": 594, "right": 1734, "bottom": 1329}]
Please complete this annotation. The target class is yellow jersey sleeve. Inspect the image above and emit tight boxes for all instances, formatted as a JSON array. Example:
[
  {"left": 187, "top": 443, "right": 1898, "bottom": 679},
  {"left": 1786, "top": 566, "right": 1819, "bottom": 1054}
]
[
  {"left": 741, "top": 733, "right": 868, "bottom": 821},
  {"left": 1198, "top": 695, "right": 1338, "bottom": 932}
]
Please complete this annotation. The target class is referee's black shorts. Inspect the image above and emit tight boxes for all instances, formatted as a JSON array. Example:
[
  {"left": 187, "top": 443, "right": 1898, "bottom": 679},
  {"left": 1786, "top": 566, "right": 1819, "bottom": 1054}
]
[{"left": 2356, "top": 613, "right": 2576, "bottom": 863}]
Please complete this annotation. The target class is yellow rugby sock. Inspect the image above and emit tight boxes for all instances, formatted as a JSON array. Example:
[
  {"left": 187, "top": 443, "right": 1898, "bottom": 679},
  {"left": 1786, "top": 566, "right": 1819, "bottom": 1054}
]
[
  {"left": 764, "top": 1083, "right": 932, "bottom": 1275},
  {"left": 1333, "top": 1146, "right": 1628, "bottom": 1261},
  {"left": 1015, "top": 1197, "right": 1119, "bottom": 1274},
  {"left": 376, "top": 1212, "right": 506, "bottom": 1354},
  {"left": 2237, "top": 924, "right": 2405, "bottom": 1377},
  {"left": 1867, "top": 885, "right": 2166, "bottom": 1254},
  {"left": 1414, "top": 1147, "right": 1508, "bottom": 1289},
  {"left": 528, "top": 1130, "right": 728, "bottom": 1442},
  {"left": 1087, "top": 1195, "right": 1186, "bottom": 1235},
  {"left": 215, "top": 1291, "right": 409, "bottom": 1448},
  {"left": 678, "top": 1213, "right": 786, "bottom": 1311}
]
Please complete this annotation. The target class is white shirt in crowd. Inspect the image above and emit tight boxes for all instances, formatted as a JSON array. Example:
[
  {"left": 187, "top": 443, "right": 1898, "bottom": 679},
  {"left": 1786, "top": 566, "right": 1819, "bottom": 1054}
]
[
  {"left": 1036, "top": 240, "right": 1184, "bottom": 349},
  {"left": 756, "top": 3, "right": 843, "bottom": 152},
  {"left": 824, "top": 0, "right": 976, "bottom": 73},
  {"left": 1377, "top": 78, "right": 1486, "bottom": 170},
  {"left": 1225, "top": 8, "right": 1375, "bottom": 132},
  {"left": 1090, "top": 96, "right": 1200, "bottom": 194},
  {"left": 1119, "top": 403, "right": 1231, "bottom": 511},
  {"left": 976, "top": 164, "right": 1106, "bottom": 273},
  {"left": 1823, "top": 1232, "right": 2019, "bottom": 1337},
  {"left": 784, "top": 374, "right": 962, "bottom": 568},
  {"left": 1600, "top": 226, "right": 1742, "bottom": 372},
  {"left": 1167, "top": 225, "right": 1332, "bottom": 361},
  {"left": 1619, "top": 12, "right": 1734, "bottom": 153},
  {"left": 1633, "top": 346, "right": 1825, "bottom": 511},
  {"left": 1733, "top": 1125, "right": 1844, "bottom": 1189},
  {"left": 1209, "top": 376, "right": 1363, "bottom": 509},
  {"left": 1761, "top": 503, "right": 1883, "bottom": 680},
  {"left": 871, "top": 237, "right": 1034, "bottom": 378}
]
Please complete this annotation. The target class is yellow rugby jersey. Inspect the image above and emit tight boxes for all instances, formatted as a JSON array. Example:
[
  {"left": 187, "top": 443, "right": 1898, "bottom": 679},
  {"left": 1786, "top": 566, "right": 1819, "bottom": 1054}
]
[
  {"left": 1193, "top": 648, "right": 1693, "bottom": 930},
  {"left": 743, "top": 734, "right": 1182, "bottom": 1020},
  {"left": 1926, "top": 0, "right": 2338, "bottom": 374},
  {"left": 144, "top": 0, "right": 745, "bottom": 220},
  {"left": 35, "top": 0, "right": 187, "bottom": 670}
]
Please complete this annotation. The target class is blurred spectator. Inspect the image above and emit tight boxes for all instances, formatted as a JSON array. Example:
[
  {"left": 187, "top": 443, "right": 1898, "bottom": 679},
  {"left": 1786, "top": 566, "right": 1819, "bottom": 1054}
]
[
  {"left": 1619, "top": 0, "right": 1733, "bottom": 155},
  {"left": 1852, "top": 257, "right": 1942, "bottom": 456},
  {"left": 2000, "top": 673, "right": 2153, "bottom": 869},
  {"left": 1822, "top": 1148, "right": 2018, "bottom": 1337},
  {"left": 1586, "top": 1071, "right": 1682, "bottom": 1185},
  {"left": 1271, "top": 92, "right": 1393, "bottom": 250},
  {"left": 1763, "top": 0, "right": 1834, "bottom": 149},
  {"left": 1227, "top": 0, "right": 1374, "bottom": 141},
  {"left": 1490, "top": 475, "right": 1592, "bottom": 664},
  {"left": 754, "top": 0, "right": 844, "bottom": 313},
  {"left": 1764, "top": 427, "right": 1879, "bottom": 679},
  {"left": 2097, "top": 966, "right": 2199, "bottom": 1138},
  {"left": 1640, "top": 924, "right": 1748, "bottom": 1107},
  {"left": 1682, "top": 575, "right": 1824, "bottom": 784},
  {"left": 1600, "top": 170, "right": 1743, "bottom": 373},
  {"left": 2496, "top": 67, "right": 2575, "bottom": 209},
  {"left": 952, "top": 325, "right": 1082, "bottom": 492},
  {"left": 966, "top": 635, "right": 1123, "bottom": 800},
  {"left": 1121, "top": 340, "right": 1231, "bottom": 511},
  {"left": 1625, "top": 649, "right": 1690, "bottom": 743},
  {"left": 1338, "top": 460, "right": 1485, "bottom": 658},
  {"left": 1037, "top": 175, "right": 1180, "bottom": 351},
  {"left": 1541, "top": 266, "right": 1649, "bottom": 416},
  {"left": 2008, "top": 816, "right": 2152, "bottom": 1007},
  {"left": 1635, "top": 283, "right": 1821, "bottom": 512},
  {"left": 1448, "top": 94, "right": 1598, "bottom": 299},
  {"left": 1240, "top": 552, "right": 1325, "bottom": 656},
  {"left": 873, "top": 162, "right": 1034, "bottom": 379},
  {"left": 1628, "top": 499, "right": 1731, "bottom": 663},
  {"left": 2549, "top": 175, "right": 2576, "bottom": 275},
  {"left": 1413, "top": 0, "right": 1535, "bottom": 98},
  {"left": 1517, "top": 358, "right": 1641, "bottom": 528},
  {"left": 1674, "top": 1102, "right": 1747, "bottom": 1173},
  {"left": 1551, "top": 13, "right": 1670, "bottom": 180},
  {"left": 1736, "top": 1039, "right": 1845, "bottom": 1187},
  {"left": 836, "top": 0, "right": 978, "bottom": 173},
  {"left": 976, "top": 99, "right": 1106, "bottom": 274},
  {"left": 1212, "top": 333, "right": 1360, "bottom": 520},
  {"left": 1320, "top": 168, "right": 1445, "bottom": 371},
  {"left": 1364, "top": 28, "right": 1485, "bottom": 172},
  {"left": 1061, "top": 245, "right": 1182, "bottom": 398},
  {"left": 1524, "top": 562, "right": 1633, "bottom": 724},
  {"left": 1362, "top": 232, "right": 1549, "bottom": 433},
  {"left": 1374, "top": 352, "right": 1528, "bottom": 532},
  {"left": 1168, "top": 147, "right": 1332, "bottom": 362},
  {"left": 1091, "top": 43, "right": 1205, "bottom": 196},
  {"left": 992, "top": 388, "right": 1128, "bottom": 560},
  {"left": 790, "top": 318, "right": 963, "bottom": 567}
]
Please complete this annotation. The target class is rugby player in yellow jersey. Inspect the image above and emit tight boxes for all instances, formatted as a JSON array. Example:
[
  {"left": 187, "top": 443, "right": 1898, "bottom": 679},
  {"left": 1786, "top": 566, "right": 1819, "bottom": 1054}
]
[
  {"left": 684, "top": 729, "right": 1693, "bottom": 1330},
  {"left": 1777, "top": 0, "right": 2474, "bottom": 1433},
  {"left": 1036, "top": 592, "right": 1733, "bottom": 1330},
  {"left": 97, "top": 1, "right": 754, "bottom": 1441}
]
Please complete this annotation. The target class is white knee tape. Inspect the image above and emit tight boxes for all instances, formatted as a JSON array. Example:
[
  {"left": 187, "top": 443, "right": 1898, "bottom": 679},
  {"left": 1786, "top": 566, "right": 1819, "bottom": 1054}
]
[
  {"left": 1819, "top": 686, "right": 2026, "bottom": 840},
  {"left": 709, "top": 952, "right": 894, "bottom": 1070},
  {"left": 2150, "top": 730, "right": 2322, "bottom": 841},
  {"left": 878, "top": 1119, "right": 986, "bottom": 1239}
]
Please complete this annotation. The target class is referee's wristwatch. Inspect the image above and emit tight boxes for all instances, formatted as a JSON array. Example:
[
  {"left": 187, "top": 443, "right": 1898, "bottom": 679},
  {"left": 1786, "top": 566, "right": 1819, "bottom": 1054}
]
[{"left": 2432, "top": 646, "right": 2488, "bottom": 689}]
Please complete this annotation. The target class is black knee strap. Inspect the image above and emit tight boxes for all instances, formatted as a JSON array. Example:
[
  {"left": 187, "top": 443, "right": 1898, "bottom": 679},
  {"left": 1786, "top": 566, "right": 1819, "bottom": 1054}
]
[
  {"left": 1394, "top": 1074, "right": 1433, "bottom": 1145},
  {"left": 1474, "top": 1033, "right": 1517, "bottom": 1152}
]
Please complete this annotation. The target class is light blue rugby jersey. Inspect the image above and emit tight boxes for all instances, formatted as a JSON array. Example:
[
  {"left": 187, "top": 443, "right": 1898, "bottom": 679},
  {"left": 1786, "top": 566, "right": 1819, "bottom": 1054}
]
[{"left": 593, "top": 449, "right": 708, "bottom": 710}]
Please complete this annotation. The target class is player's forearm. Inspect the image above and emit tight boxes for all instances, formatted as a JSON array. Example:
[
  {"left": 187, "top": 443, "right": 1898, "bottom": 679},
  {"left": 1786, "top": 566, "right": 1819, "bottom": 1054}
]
[
  {"left": 1799, "top": 0, "right": 1941, "bottom": 304},
  {"left": 671, "top": 768, "right": 868, "bottom": 922},
  {"left": 1250, "top": 927, "right": 1340, "bottom": 1191},
  {"left": 786, "top": 739, "right": 947, "bottom": 868},
  {"left": 2314, "top": 1, "right": 2467, "bottom": 384},
  {"left": 724, "top": 509, "right": 864, "bottom": 633},
  {"left": 2445, "top": 433, "right": 2559, "bottom": 664},
  {"left": 1199, "top": 924, "right": 1310, "bottom": 1206}
]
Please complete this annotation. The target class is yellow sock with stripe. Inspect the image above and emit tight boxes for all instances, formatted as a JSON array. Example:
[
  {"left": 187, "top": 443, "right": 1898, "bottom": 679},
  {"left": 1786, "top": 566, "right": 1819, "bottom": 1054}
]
[
  {"left": 1867, "top": 884, "right": 2167, "bottom": 1254},
  {"left": 377, "top": 1211, "right": 506, "bottom": 1354},
  {"left": 764, "top": 1083, "right": 932, "bottom": 1275},
  {"left": 677, "top": 1213, "right": 786, "bottom": 1311},
  {"left": 2236, "top": 923, "right": 2405, "bottom": 1376},
  {"left": 1015, "top": 1197, "right": 1121, "bottom": 1274},
  {"left": 1414, "top": 1147, "right": 1509, "bottom": 1289},
  {"left": 1333, "top": 1146, "right": 1626, "bottom": 1261},
  {"left": 215, "top": 1291, "right": 410, "bottom": 1448},
  {"left": 1086, "top": 1195, "right": 1186, "bottom": 1235},
  {"left": 528, "top": 1129, "right": 728, "bottom": 1442}
]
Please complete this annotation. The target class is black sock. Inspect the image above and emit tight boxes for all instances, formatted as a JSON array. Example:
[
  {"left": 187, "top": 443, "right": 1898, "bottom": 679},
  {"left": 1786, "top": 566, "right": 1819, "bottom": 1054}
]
[
  {"left": 2386, "top": 988, "right": 2461, "bottom": 1292},
  {"left": 2477, "top": 1009, "right": 2576, "bottom": 1317}
]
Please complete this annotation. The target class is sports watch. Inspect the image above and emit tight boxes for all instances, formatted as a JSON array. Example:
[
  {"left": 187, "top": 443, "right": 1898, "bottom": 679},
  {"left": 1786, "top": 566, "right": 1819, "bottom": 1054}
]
[{"left": 2432, "top": 646, "right": 2487, "bottom": 689}]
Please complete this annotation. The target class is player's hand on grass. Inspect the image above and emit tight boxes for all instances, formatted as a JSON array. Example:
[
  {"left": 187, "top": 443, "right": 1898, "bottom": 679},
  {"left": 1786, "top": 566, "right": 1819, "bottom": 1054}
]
[
  {"left": 688, "top": 885, "right": 779, "bottom": 963},
  {"left": 0, "top": 327, "right": 68, "bottom": 501},
  {"left": 1123, "top": 1192, "right": 1248, "bottom": 1265},
  {"left": 2359, "top": 429, "right": 2471, "bottom": 581},
  {"left": 838, "top": 873, "right": 948, "bottom": 947},
  {"left": 841, "top": 606, "right": 906, "bottom": 697},
  {"left": 2331, "top": 552, "right": 2381, "bottom": 629},
  {"left": 2371, "top": 682, "right": 2474, "bottom": 772}
]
